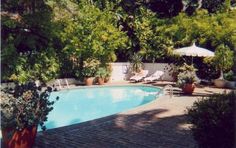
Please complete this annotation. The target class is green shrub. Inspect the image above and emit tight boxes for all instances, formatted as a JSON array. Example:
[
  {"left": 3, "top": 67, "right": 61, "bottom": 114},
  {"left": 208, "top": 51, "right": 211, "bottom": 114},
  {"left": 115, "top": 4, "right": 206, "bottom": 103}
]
[
  {"left": 177, "top": 74, "right": 196, "bottom": 88},
  {"left": 1, "top": 82, "right": 59, "bottom": 131},
  {"left": 8, "top": 49, "right": 59, "bottom": 84},
  {"left": 95, "top": 67, "right": 107, "bottom": 79},
  {"left": 187, "top": 91, "right": 235, "bottom": 148},
  {"left": 214, "top": 44, "right": 234, "bottom": 73},
  {"left": 60, "top": 4, "right": 129, "bottom": 65},
  {"left": 80, "top": 58, "right": 100, "bottom": 78},
  {"left": 224, "top": 70, "right": 234, "bottom": 81},
  {"left": 177, "top": 63, "right": 197, "bottom": 87}
]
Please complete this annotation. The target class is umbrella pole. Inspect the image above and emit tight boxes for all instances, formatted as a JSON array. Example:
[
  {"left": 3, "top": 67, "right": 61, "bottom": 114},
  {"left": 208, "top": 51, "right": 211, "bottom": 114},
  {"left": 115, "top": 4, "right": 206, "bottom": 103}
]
[{"left": 191, "top": 56, "right": 193, "bottom": 65}]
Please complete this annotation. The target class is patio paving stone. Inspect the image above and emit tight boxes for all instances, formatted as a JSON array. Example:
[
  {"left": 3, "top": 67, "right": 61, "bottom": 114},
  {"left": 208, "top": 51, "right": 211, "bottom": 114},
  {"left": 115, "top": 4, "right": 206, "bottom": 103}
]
[{"left": 34, "top": 81, "right": 232, "bottom": 148}]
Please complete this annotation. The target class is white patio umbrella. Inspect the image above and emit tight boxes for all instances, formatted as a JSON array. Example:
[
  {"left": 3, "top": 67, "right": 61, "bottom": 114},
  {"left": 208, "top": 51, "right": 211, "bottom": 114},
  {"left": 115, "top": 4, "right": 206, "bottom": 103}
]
[
  {"left": 173, "top": 42, "right": 215, "bottom": 82},
  {"left": 173, "top": 43, "right": 214, "bottom": 59}
]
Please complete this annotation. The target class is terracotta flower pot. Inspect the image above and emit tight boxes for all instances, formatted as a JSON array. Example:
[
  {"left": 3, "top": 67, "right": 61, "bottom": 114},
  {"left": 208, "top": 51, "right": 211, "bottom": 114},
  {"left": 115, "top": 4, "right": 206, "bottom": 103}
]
[
  {"left": 104, "top": 77, "right": 110, "bottom": 83},
  {"left": 214, "top": 79, "right": 226, "bottom": 88},
  {"left": 2, "top": 126, "right": 38, "bottom": 148},
  {"left": 98, "top": 78, "right": 105, "bottom": 85},
  {"left": 182, "top": 83, "right": 195, "bottom": 94},
  {"left": 84, "top": 77, "right": 94, "bottom": 86}
]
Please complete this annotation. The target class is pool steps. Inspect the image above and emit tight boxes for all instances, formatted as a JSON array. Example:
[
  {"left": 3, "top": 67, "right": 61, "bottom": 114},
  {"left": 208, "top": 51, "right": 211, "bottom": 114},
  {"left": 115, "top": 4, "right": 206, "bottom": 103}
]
[
  {"left": 163, "top": 85, "right": 173, "bottom": 98},
  {"left": 57, "top": 79, "right": 70, "bottom": 90}
]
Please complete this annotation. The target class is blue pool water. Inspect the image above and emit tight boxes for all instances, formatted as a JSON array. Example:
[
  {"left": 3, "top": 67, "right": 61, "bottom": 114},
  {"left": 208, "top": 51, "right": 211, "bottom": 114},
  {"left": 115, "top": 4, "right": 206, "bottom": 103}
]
[{"left": 42, "top": 86, "right": 161, "bottom": 130}]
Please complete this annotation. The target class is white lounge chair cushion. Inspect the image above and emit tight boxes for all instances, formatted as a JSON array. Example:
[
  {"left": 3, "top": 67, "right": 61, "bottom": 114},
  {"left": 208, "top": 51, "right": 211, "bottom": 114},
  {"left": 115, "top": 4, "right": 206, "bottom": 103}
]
[
  {"left": 130, "top": 70, "right": 149, "bottom": 81},
  {"left": 152, "top": 71, "right": 164, "bottom": 77},
  {"left": 144, "top": 71, "right": 164, "bottom": 81}
]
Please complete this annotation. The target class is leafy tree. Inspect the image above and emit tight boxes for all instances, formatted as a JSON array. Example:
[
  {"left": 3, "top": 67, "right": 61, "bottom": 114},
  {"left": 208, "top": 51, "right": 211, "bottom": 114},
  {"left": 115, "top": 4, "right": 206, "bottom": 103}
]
[
  {"left": 60, "top": 3, "right": 128, "bottom": 77},
  {"left": 1, "top": 0, "right": 59, "bottom": 83},
  {"left": 214, "top": 44, "right": 234, "bottom": 75},
  {"left": 1, "top": 0, "right": 54, "bottom": 53},
  {"left": 2, "top": 0, "right": 236, "bottom": 81},
  {"left": 184, "top": 0, "right": 233, "bottom": 14},
  {"left": 92, "top": 0, "right": 122, "bottom": 10},
  {"left": 148, "top": 0, "right": 183, "bottom": 18},
  {"left": 7, "top": 49, "right": 59, "bottom": 83},
  {"left": 202, "top": 0, "right": 228, "bottom": 13},
  {"left": 233, "top": 50, "right": 236, "bottom": 76},
  {"left": 134, "top": 7, "right": 175, "bottom": 62}
]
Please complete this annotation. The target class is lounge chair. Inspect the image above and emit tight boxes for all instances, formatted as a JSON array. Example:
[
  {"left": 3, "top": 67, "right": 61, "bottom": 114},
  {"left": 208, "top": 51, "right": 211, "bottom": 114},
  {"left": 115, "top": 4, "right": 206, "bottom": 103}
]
[
  {"left": 130, "top": 70, "right": 149, "bottom": 82},
  {"left": 144, "top": 70, "right": 164, "bottom": 82}
]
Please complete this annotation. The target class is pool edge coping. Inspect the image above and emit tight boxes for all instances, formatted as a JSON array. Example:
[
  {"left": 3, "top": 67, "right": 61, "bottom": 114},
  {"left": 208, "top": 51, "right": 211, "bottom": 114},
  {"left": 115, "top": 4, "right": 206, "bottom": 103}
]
[{"left": 37, "top": 84, "right": 164, "bottom": 134}]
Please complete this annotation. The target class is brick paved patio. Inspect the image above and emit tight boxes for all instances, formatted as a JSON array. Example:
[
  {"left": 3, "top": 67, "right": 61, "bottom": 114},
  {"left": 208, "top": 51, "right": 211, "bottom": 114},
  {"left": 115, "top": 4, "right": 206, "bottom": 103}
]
[{"left": 34, "top": 82, "right": 230, "bottom": 148}]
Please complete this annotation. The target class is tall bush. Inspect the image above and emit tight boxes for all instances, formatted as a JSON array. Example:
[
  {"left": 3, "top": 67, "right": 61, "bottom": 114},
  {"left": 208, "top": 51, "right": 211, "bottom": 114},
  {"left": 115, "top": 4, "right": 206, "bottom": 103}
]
[
  {"left": 134, "top": 7, "right": 174, "bottom": 62},
  {"left": 60, "top": 4, "right": 128, "bottom": 62},
  {"left": 59, "top": 3, "right": 128, "bottom": 78},
  {"left": 1, "top": 0, "right": 59, "bottom": 83},
  {"left": 8, "top": 49, "right": 59, "bottom": 83},
  {"left": 187, "top": 91, "right": 235, "bottom": 148},
  {"left": 213, "top": 44, "right": 234, "bottom": 78}
]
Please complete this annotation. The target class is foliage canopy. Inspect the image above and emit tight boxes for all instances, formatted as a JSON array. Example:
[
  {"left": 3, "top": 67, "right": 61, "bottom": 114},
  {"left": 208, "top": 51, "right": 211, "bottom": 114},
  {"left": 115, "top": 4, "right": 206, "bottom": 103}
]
[{"left": 1, "top": 0, "right": 236, "bottom": 82}]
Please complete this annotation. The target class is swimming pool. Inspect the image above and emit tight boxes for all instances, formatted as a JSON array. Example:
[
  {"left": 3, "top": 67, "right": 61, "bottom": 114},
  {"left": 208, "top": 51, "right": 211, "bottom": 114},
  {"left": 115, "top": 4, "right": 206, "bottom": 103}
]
[{"left": 42, "top": 85, "right": 161, "bottom": 130}]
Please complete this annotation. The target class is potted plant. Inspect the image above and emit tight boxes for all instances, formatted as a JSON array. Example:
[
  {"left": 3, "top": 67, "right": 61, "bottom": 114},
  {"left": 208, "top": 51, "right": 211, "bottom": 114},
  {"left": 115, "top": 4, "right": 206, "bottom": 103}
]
[
  {"left": 104, "top": 64, "right": 112, "bottom": 83},
  {"left": 177, "top": 74, "right": 196, "bottom": 94},
  {"left": 170, "top": 67, "right": 179, "bottom": 82},
  {"left": 1, "top": 82, "right": 59, "bottom": 148},
  {"left": 104, "top": 72, "right": 111, "bottom": 83},
  {"left": 224, "top": 70, "right": 235, "bottom": 89},
  {"left": 82, "top": 58, "right": 100, "bottom": 86},
  {"left": 213, "top": 44, "right": 234, "bottom": 88},
  {"left": 95, "top": 67, "right": 107, "bottom": 85},
  {"left": 172, "top": 62, "right": 197, "bottom": 83},
  {"left": 177, "top": 63, "right": 197, "bottom": 94},
  {"left": 130, "top": 53, "right": 143, "bottom": 73}
]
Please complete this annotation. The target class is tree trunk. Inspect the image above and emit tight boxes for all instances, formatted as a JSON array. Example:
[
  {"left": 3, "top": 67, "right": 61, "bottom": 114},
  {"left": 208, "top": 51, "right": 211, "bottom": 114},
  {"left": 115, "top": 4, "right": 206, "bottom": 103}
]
[
  {"left": 197, "top": 0, "right": 203, "bottom": 9},
  {"left": 219, "top": 70, "right": 224, "bottom": 79}
]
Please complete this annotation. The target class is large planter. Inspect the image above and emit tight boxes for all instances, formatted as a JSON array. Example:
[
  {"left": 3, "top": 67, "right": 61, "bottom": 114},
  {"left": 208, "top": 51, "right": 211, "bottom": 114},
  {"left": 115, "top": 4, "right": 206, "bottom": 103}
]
[
  {"left": 172, "top": 72, "right": 178, "bottom": 82},
  {"left": 2, "top": 126, "right": 37, "bottom": 148},
  {"left": 182, "top": 83, "right": 195, "bottom": 94},
  {"left": 214, "top": 79, "right": 226, "bottom": 88},
  {"left": 104, "top": 77, "right": 111, "bottom": 83},
  {"left": 98, "top": 78, "right": 105, "bottom": 85},
  {"left": 84, "top": 77, "right": 94, "bottom": 86},
  {"left": 225, "top": 81, "right": 235, "bottom": 89}
]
